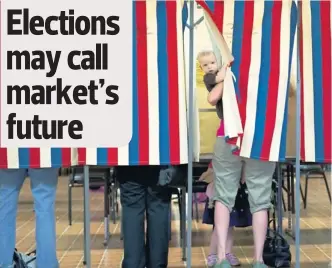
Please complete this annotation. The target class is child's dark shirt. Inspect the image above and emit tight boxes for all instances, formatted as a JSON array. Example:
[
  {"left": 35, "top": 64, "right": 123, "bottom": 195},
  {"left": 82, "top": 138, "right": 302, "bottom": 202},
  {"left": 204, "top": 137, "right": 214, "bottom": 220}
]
[{"left": 203, "top": 72, "right": 223, "bottom": 119}]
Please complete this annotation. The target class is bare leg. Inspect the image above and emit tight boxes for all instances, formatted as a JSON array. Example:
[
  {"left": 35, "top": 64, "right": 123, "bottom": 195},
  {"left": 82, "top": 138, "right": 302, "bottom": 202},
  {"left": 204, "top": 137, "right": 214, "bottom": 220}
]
[
  {"left": 252, "top": 210, "right": 268, "bottom": 262},
  {"left": 214, "top": 201, "right": 230, "bottom": 261},
  {"left": 209, "top": 228, "right": 218, "bottom": 255},
  {"left": 225, "top": 227, "right": 234, "bottom": 254}
]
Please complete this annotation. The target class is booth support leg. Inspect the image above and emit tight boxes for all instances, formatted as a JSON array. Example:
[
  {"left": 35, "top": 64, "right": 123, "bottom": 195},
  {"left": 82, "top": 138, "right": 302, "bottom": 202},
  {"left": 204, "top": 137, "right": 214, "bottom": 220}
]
[
  {"left": 291, "top": 165, "right": 296, "bottom": 238},
  {"left": 103, "top": 175, "right": 110, "bottom": 246},
  {"left": 186, "top": 0, "right": 195, "bottom": 266},
  {"left": 83, "top": 166, "right": 91, "bottom": 267},
  {"left": 181, "top": 187, "right": 187, "bottom": 261},
  {"left": 295, "top": 17, "right": 302, "bottom": 266}
]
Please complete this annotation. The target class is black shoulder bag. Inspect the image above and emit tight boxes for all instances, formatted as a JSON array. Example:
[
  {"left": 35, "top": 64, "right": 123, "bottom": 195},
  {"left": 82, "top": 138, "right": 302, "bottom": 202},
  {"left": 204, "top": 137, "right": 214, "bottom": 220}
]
[
  {"left": 263, "top": 217, "right": 291, "bottom": 267},
  {"left": 13, "top": 249, "right": 36, "bottom": 268}
]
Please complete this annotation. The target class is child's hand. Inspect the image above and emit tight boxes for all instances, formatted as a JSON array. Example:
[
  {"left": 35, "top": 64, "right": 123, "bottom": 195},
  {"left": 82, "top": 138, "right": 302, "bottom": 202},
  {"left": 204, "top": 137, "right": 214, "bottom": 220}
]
[{"left": 216, "top": 64, "right": 227, "bottom": 81}]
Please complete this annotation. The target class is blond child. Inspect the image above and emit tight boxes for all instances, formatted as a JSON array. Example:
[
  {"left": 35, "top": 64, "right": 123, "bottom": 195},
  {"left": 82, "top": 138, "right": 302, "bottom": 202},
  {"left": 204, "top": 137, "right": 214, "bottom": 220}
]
[{"left": 197, "top": 50, "right": 227, "bottom": 119}]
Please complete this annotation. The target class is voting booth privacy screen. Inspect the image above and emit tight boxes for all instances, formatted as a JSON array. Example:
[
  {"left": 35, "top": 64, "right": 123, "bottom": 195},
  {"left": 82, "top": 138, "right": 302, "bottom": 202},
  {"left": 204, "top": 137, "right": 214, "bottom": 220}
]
[
  {"left": 0, "top": 0, "right": 331, "bottom": 169},
  {"left": 0, "top": 0, "right": 189, "bottom": 168},
  {"left": 299, "top": 0, "right": 331, "bottom": 163}
]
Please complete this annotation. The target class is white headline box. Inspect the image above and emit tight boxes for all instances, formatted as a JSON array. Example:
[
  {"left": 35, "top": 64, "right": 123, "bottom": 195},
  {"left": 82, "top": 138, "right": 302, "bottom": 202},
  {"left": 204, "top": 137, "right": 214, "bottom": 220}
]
[{"left": 0, "top": 0, "right": 132, "bottom": 148}]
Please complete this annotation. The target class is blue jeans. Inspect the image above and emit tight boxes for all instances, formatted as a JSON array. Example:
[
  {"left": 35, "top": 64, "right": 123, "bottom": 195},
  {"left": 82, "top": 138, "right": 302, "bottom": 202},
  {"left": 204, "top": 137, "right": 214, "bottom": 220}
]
[{"left": 0, "top": 168, "right": 59, "bottom": 268}]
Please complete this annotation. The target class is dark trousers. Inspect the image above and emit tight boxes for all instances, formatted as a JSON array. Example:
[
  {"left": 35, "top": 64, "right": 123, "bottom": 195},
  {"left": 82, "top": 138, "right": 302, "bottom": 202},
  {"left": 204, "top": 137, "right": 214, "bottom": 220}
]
[{"left": 117, "top": 166, "right": 172, "bottom": 268}]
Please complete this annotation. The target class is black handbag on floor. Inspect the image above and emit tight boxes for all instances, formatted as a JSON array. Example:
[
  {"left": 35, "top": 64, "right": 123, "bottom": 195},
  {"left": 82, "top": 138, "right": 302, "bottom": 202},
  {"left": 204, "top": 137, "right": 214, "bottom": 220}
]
[
  {"left": 263, "top": 228, "right": 291, "bottom": 268},
  {"left": 263, "top": 194, "right": 291, "bottom": 268},
  {"left": 13, "top": 249, "right": 36, "bottom": 268}
]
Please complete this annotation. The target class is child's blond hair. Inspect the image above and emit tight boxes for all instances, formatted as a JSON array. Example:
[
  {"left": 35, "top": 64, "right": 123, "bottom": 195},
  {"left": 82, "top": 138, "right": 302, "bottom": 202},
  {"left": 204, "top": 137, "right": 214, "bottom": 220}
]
[{"left": 197, "top": 50, "right": 215, "bottom": 63}]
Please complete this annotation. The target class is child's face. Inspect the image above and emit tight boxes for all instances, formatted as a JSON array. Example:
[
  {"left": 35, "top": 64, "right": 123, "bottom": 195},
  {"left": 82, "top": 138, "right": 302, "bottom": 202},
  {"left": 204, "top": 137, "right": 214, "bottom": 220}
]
[{"left": 199, "top": 53, "right": 218, "bottom": 74}]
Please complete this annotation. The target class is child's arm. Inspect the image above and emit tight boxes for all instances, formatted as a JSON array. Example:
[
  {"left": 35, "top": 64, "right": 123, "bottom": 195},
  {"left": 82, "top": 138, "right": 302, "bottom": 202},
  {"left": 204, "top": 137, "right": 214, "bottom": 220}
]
[
  {"left": 215, "top": 64, "right": 227, "bottom": 83},
  {"left": 207, "top": 82, "right": 224, "bottom": 106}
]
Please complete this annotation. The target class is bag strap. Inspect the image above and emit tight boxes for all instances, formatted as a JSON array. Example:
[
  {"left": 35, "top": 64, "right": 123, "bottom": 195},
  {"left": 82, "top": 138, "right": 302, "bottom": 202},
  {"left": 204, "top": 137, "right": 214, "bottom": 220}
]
[
  {"left": 27, "top": 250, "right": 36, "bottom": 256},
  {"left": 267, "top": 218, "right": 277, "bottom": 238},
  {"left": 26, "top": 249, "right": 37, "bottom": 264}
]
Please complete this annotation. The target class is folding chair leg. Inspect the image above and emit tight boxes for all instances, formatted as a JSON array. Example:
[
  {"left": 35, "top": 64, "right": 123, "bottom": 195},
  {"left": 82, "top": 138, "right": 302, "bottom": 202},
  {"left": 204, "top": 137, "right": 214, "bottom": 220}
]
[
  {"left": 304, "top": 176, "right": 309, "bottom": 209},
  {"left": 177, "top": 191, "right": 181, "bottom": 230},
  {"left": 68, "top": 185, "right": 72, "bottom": 225},
  {"left": 322, "top": 173, "right": 332, "bottom": 203},
  {"left": 169, "top": 204, "right": 172, "bottom": 241},
  {"left": 120, "top": 210, "right": 124, "bottom": 241},
  {"left": 193, "top": 193, "right": 199, "bottom": 222},
  {"left": 111, "top": 185, "right": 117, "bottom": 224},
  {"left": 282, "top": 193, "right": 286, "bottom": 212},
  {"left": 300, "top": 184, "right": 305, "bottom": 204}
]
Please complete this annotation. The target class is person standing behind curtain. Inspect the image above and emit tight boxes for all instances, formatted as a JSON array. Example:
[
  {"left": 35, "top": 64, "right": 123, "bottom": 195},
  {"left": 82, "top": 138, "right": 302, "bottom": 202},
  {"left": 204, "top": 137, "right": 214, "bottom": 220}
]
[
  {"left": 207, "top": 77, "right": 275, "bottom": 268},
  {"left": 116, "top": 165, "right": 172, "bottom": 268},
  {"left": 0, "top": 168, "right": 59, "bottom": 268}
]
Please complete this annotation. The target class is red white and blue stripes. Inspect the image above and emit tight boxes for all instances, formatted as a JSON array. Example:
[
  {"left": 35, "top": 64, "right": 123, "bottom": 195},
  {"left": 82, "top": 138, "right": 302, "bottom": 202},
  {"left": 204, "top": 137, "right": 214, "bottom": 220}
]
[
  {"left": 0, "top": 0, "right": 188, "bottom": 168},
  {"left": 0, "top": 148, "right": 77, "bottom": 169},
  {"left": 77, "top": 0, "right": 188, "bottom": 166},
  {"left": 300, "top": 0, "right": 331, "bottom": 163},
  {"left": 196, "top": 0, "right": 297, "bottom": 162}
]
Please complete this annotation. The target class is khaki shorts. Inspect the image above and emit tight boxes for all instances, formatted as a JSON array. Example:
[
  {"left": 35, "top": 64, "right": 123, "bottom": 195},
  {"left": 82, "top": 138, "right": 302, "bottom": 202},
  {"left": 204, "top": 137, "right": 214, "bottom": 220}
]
[{"left": 212, "top": 137, "right": 275, "bottom": 214}]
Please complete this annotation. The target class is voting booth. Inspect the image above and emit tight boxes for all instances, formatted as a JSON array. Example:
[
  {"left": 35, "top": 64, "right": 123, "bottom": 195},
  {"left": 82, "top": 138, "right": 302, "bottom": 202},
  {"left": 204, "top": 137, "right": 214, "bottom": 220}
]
[
  {"left": 0, "top": 1, "right": 331, "bottom": 267},
  {"left": 1, "top": 3, "right": 330, "bottom": 168}
]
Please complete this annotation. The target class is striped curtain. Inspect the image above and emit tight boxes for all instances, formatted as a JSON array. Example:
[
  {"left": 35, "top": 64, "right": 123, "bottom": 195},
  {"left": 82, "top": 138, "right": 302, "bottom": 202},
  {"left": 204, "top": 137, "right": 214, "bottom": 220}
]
[
  {"left": 0, "top": 148, "right": 77, "bottom": 169},
  {"left": 196, "top": 0, "right": 297, "bottom": 162},
  {"left": 77, "top": 0, "right": 188, "bottom": 166},
  {"left": 0, "top": 0, "right": 188, "bottom": 168},
  {"left": 300, "top": 0, "right": 331, "bottom": 163}
]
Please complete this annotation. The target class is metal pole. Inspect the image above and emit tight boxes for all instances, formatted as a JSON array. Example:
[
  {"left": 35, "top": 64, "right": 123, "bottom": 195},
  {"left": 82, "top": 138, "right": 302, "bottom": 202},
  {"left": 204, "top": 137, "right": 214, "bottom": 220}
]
[
  {"left": 83, "top": 165, "right": 91, "bottom": 268},
  {"left": 186, "top": 0, "right": 195, "bottom": 267},
  {"left": 295, "top": 3, "right": 301, "bottom": 267}
]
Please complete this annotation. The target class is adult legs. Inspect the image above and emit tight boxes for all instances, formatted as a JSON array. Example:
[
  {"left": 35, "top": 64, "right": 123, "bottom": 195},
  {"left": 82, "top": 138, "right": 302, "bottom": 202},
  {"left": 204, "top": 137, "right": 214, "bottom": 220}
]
[
  {"left": 0, "top": 169, "right": 26, "bottom": 268},
  {"left": 119, "top": 176, "right": 146, "bottom": 268},
  {"left": 209, "top": 228, "right": 218, "bottom": 255},
  {"left": 244, "top": 158, "right": 275, "bottom": 262},
  {"left": 29, "top": 168, "right": 59, "bottom": 268},
  {"left": 145, "top": 182, "right": 172, "bottom": 268},
  {"left": 212, "top": 137, "right": 242, "bottom": 262},
  {"left": 225, "top": 227, "right": 234, "bottom": 254}
]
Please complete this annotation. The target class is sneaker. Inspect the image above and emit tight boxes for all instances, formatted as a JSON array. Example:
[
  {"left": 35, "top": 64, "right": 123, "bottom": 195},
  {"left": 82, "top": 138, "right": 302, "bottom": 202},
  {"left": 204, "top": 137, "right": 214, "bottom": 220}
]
[
  {"left": 226, "top": 253, "right": 241, "bottom": 266},
  {"left": 207, "top": 254, "right": 218, "bottom": 267},
  {"left": 252, "top": 261, "right": 268, "bottom": 268},
  {"left": 214, "top": 259, "right": 232, "bottom": 268}
]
